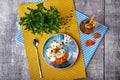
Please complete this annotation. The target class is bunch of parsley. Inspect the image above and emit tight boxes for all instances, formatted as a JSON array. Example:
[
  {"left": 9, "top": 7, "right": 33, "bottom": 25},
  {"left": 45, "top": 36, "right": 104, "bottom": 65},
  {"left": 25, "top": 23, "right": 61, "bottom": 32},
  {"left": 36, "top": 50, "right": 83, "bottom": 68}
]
[{"left": 19, "top": 3, "right": 63, "bottom": 35}]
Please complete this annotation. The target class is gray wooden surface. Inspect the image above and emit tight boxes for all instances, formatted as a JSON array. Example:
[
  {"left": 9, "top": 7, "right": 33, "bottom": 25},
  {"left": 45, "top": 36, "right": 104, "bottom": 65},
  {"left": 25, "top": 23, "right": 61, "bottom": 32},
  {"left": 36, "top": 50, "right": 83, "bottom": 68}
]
[{"left": 0, "top": 0, "right": 120, "bottom": 80}]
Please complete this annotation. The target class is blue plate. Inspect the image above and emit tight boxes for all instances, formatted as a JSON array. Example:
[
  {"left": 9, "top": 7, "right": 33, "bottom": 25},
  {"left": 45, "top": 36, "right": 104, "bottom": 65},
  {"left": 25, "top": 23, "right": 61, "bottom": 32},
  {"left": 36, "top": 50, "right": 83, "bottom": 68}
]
[{"left": 42, "top": 34, "right": 79, "bottom": 69}]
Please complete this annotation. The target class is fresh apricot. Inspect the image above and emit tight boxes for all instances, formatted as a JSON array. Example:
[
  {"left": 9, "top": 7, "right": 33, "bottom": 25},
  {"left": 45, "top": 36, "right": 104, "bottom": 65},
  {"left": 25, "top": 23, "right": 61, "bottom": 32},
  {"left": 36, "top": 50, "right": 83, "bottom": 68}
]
[
  {"left": 62, "top": 53, "right": 69, "bottom": 60},
  {"left": 86, "top": 40, "right": 95, "bottom": 46},
  {"left": 93, "top": 33, "right": 101, "bottom": 38},
  {"left": 55, "top": 58, "right": 62, "bottom": 64},
  {"left": 61, "top": 58, "right": 66, "bottom": 63}
]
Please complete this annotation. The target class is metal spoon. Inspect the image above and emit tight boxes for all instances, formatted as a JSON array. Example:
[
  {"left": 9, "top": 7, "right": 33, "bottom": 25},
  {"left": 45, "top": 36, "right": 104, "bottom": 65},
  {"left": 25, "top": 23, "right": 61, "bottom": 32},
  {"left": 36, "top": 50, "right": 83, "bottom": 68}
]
[{"left": 33, "top": 39, "right": 43, "bottom": 78}]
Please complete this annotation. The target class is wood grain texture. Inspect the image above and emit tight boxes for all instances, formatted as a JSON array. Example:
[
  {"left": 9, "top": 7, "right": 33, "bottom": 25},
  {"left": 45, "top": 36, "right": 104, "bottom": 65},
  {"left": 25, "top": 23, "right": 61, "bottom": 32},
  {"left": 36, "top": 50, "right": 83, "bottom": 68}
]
[
  {"left": 105, "top": 0, "right": 120, "bottom": 80},
  {"left": 0, "top": 0, "right": 33, "bottom": 80},
  {"left": 0, "top": 0, "right": 120, "bottom": 80}
]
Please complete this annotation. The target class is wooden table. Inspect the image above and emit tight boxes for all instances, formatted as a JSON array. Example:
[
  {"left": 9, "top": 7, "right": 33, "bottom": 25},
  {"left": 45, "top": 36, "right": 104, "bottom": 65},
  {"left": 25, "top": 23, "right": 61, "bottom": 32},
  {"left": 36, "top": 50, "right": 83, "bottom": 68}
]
[{"left": 0, "top": 0, "right": 120, "bottom": 80}]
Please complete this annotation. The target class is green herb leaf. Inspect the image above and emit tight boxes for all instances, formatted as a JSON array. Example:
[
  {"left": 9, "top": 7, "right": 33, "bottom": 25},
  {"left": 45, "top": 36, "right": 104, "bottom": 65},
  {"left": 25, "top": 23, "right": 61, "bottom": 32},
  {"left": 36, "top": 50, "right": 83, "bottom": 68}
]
[{"left": 19, "top": 3, "right": 63, "bottom": 35}]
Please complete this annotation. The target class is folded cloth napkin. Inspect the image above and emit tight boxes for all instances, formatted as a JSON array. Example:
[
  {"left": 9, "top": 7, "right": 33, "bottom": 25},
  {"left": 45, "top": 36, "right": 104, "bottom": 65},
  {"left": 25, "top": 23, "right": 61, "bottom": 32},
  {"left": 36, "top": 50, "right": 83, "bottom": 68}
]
[
  {"left": 18, "top": 0, "right": 86, "bottom": 80},
  {"left": 76, "top": 11, "right": 108, "bottom": 67}
]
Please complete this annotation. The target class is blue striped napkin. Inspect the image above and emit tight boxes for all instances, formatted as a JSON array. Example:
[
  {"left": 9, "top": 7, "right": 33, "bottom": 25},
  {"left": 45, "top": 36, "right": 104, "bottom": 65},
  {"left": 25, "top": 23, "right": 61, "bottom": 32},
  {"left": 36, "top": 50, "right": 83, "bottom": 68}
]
[{"left": 15, "top": 0, "right": 108, "bottom": 67}]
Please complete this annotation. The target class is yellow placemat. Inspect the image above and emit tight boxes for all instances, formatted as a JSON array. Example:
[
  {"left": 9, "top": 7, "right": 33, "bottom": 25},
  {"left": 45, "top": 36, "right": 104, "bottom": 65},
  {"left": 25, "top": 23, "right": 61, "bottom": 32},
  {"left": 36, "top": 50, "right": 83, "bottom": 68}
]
[{"left": 18, "top": 0, "right": 86, "bottom": 80}]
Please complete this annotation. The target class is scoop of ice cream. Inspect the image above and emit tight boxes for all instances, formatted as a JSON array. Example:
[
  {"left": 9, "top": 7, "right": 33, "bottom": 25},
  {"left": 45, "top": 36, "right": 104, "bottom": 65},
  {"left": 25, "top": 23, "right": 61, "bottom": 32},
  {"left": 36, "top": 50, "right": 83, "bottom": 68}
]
[{"left": 51, "top": 40, "right": 64, "bottom": 49}]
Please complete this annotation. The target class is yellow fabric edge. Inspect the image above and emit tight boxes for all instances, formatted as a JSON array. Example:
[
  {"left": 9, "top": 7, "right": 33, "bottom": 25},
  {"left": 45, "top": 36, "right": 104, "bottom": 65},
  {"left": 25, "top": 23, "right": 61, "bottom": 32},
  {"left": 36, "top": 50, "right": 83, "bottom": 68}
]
[{"left": 18, "top": 0, "right": 86, "bottom": 80}]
